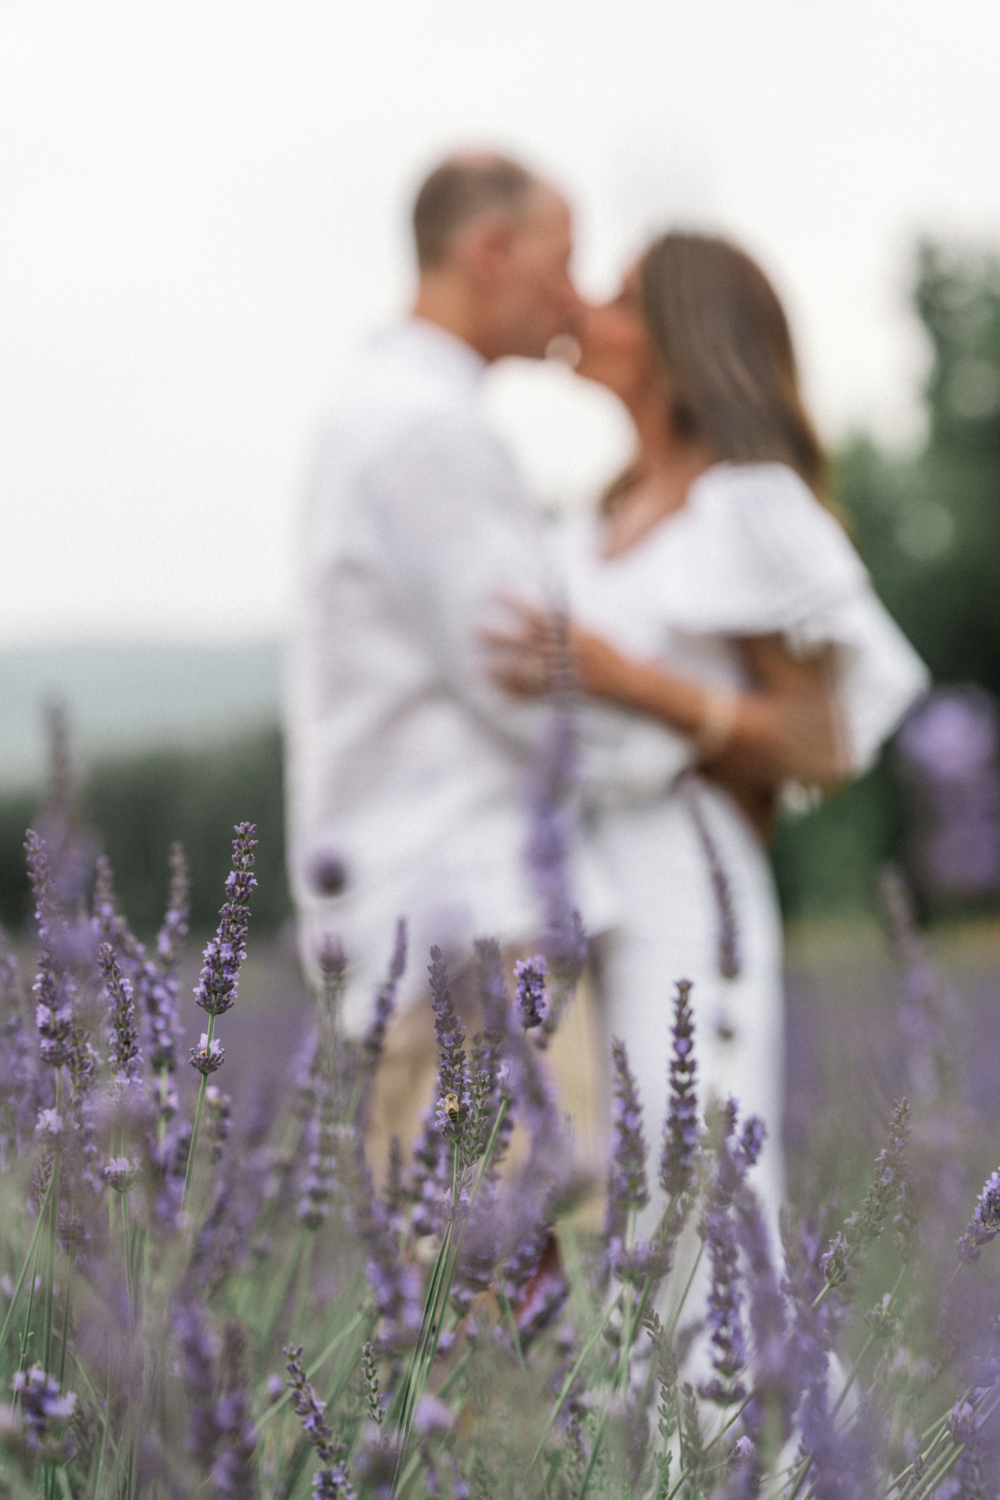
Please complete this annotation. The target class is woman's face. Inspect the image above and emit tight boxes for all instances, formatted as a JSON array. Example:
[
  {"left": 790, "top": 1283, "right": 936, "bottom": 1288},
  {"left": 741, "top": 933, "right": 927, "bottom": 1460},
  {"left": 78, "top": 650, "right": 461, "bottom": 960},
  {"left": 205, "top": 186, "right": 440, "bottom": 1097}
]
[{"left": 572, "top": 263, "right": 662, "bottom": 408}]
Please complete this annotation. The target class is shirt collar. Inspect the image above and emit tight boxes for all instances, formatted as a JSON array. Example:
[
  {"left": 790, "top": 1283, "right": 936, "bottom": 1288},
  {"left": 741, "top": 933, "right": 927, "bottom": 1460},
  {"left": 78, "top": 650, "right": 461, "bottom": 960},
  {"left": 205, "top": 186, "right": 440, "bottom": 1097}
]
[{"left": 387, "top": 316, "right": 488, "bottom": 389}]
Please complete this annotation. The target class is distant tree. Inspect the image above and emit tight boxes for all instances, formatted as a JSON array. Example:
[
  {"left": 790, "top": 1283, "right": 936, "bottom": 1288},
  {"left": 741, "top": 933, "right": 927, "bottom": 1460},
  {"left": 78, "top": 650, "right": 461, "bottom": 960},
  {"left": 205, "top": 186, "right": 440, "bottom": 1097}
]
[
  {"left": 839, "top": 243, "right": 1000, "bottom": 694},
  {"left": 777, "top": 242, "right": 1000, "bottom": 920}
]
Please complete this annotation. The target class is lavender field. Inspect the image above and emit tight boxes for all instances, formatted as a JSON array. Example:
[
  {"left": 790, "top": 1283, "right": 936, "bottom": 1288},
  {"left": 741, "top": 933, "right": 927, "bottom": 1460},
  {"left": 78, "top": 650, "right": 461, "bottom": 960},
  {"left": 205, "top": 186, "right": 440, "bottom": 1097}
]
[{"left": 5, "top": 783, "right": 1000, "bottom": 1497}]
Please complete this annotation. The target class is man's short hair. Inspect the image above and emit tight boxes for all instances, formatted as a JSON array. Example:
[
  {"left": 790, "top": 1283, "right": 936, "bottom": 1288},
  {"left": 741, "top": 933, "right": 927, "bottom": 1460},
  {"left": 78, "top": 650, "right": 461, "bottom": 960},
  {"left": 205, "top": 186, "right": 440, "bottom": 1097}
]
[{"left": 412, "top": 153, "right": 539, "bottom": 270}]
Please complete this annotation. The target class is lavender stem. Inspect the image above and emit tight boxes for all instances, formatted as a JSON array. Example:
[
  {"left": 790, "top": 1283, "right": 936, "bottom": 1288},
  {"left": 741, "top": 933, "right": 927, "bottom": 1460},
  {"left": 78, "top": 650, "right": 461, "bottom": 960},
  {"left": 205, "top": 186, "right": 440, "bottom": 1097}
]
[
  {"left": 832, "top": 1262, "right": 907, "bottom": 1421},
  {"left": 528, "top": 1283, "right": 626, "bottom": 1471},
  {"left": 254, "top": 1309, "right": 369, "bottom": 1435},
  {"left": 0, "top": 1170, "right": 54, "bottom": 1353},
  {"left": 42, "top": 1072, "right": 64, "bottom": 1373},
  {"left": 182, "top": 1012, "right": 216, "bottom": 1206},
  {"left": 122, "top": 1190, "right": 134, "bottom": 1328}
]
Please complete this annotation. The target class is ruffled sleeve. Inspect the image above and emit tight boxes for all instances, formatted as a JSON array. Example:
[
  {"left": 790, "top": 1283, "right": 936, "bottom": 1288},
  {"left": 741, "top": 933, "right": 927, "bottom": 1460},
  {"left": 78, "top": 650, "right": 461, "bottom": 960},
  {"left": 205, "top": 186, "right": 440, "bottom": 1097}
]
[{"left": 660, "top": 463, "right": 930, "bottom": 773}]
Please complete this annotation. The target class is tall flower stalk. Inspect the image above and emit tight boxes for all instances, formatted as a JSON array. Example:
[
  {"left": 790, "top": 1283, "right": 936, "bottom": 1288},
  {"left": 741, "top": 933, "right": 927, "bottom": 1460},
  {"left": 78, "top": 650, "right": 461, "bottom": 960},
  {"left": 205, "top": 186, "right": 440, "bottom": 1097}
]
[{"left": 182, "top": 823, "right": 257, "bottom": 1205}]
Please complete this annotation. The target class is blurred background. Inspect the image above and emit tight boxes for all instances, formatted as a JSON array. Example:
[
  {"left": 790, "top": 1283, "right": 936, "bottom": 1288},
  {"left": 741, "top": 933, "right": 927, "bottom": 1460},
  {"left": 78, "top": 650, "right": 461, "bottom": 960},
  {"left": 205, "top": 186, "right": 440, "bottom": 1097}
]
[{"left": 3, "top": 0, "right": 1000, "bottom": 962}]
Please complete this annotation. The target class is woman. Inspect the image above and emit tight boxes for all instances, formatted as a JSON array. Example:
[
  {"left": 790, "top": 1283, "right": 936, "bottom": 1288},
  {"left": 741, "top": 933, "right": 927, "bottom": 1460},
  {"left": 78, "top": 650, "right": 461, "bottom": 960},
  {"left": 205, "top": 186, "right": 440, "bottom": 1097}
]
[{"left": 488, "top": 233, "right": 928, "bottom": 1230}]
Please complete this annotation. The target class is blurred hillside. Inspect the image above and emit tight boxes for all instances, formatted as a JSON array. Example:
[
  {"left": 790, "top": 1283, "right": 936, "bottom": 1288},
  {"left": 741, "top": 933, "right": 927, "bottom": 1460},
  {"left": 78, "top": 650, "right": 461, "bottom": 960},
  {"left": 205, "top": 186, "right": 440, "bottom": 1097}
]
[
  {"left": 0, "top": 638, "right": 282, "bottom": 788},
  {"left": 3, "top": 240, "right": 1000, "bottom": 936}
]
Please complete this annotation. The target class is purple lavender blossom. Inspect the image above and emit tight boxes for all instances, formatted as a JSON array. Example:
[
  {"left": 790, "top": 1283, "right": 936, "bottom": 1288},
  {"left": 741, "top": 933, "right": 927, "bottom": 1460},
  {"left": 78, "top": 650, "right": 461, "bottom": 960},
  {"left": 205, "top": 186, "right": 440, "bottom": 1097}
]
[
  {"left": 879, "top": 864, "right": 960, "bottom": 1105},
  {"left": 450, "top": 1205, "right": 502, "bottom": 1318},
  {"left": 514, "top": 956, "right": 547, "bottom": 1030},
  {"left": 363, "top": 1193, "right": 424, "bottom": 1352},
  {"left": 820, "top": 1098, "right": 910, "bottom": 1288},
  {"left": 190, "top": 1033, "right": 225, "bottom": 1076},
  {"left": 602, "top": 1032, "right": 650, "bottom": 1290},
  {"left": 524, "top": 695, "right": 587, "bottom": 992},
  {"left": 946, "top": 1399, "right": 986, "bottom": 1497},
  {"left": 25, "top": 831, "right": 77, "bottom": 1069},
  {"left": 957, "top": 1169, "right": 1000, "bottom": 1263},
  {"left": 194, "top": 823, "right": 257, "bottom": 1018},
  {"left": 472, "top": 940, "right": 515, "bottom": 1155},
  {"left": 412, "top": 1393, "right": 453, "bottom": 1439},
  {"left": 733, "top": 1188, "right": 794, "bottom": 1459},
  {"left": 297, "top": 1092, "right": 336, "bottom": 1228},
  {"left": 660, "top": 979, "right": 700, "bottom": 1200},
  {"left": 204, "top": 1085, "right": 232, "bottom": 1163},
  {"left": 210, "top": 1322, "right": 258, "bottom": 1498},
  {"left": 0, "top": 929, "right": 39, "bottom": 1169},
  {"left": 356, "top": 920, "right": 407, "bottom": 1132},
  {"left": 103, "top": 1156, "right": 137, "bottom": 1194},
  {"left": 361, "top": 919, "right": 407, "bottom": 1074},
  {"left": 699, "top": 1134, "right": 749, "bottom": 1406},
  {"left": 175, "top": 1299, "right": 221, "bottom": 1475},
  {"left": 607, "top": 1037, "right": 649, "bottom": 1217},
  {"left": 284, "top": 1344, "right": 356, "bottom": 1499},
  {"left": 428, "top": 946, "right": 469, "bottom": 1143},
  {"left": 407, "top": 1109, "right": 450, "bottom": 1240},
  {"left": 146, "top": 843, "right": 189, "bottom": 1109},
  {"left": 781, "top": 1210, "right": 870, "bottom": 1497},
  {"left": 98, "top": 942, "right": 142, "bottom": 1087},
  {"left": 353, "top": 1436, "right": 400, "bottom": 1500},
  {"left": 92, "top": 848, "right": 188, "bottom": 1117},
  {"left": 10, "top": 1366, "right": 77, "bottom": 1463},
  {"left": 735, "top": 1115, "right": 767, "bottom": 1172},
  {"left": 681, "top": 771, "right": 740, "bottom": 980}
]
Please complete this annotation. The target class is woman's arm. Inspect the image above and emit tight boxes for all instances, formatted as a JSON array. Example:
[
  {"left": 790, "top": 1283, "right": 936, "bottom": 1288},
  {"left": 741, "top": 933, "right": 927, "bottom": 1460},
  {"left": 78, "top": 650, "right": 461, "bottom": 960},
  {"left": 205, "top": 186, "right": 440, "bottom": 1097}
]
[{"left": 483, "top": 606, "right": 849, "bottom": 797}]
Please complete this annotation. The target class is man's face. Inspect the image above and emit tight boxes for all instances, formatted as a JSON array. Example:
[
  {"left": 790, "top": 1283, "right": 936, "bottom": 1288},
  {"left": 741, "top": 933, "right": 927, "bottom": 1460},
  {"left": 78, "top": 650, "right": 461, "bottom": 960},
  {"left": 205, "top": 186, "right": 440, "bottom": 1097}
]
[{"left": 493, "top": 187, "right": 579, "bottom": 359}]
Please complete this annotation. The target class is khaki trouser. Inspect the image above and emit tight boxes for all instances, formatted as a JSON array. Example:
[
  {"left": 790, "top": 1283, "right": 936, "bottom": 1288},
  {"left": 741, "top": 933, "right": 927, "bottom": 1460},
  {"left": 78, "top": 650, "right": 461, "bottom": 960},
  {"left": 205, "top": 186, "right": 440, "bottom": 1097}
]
[{"left": 366, "top": 952, "right": 609, "bottom": 1223}]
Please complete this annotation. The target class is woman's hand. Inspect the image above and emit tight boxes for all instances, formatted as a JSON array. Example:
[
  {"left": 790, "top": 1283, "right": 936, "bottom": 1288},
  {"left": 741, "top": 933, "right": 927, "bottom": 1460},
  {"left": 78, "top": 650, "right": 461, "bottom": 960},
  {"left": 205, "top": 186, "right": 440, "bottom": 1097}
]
[
  {"left": 482, "top": 600, "right": 637, "bottom": 701},
  {"left": 481, "top": 602, "right": 561, "bottom": 698},
  {"left": 483, "top": 606, "right": 849, "bottom": 819}
]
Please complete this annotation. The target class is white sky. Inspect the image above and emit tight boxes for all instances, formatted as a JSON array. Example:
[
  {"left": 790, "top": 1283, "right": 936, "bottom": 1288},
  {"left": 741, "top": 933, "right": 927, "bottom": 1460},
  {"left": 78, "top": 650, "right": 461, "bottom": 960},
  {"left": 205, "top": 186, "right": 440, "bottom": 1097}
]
[{"left": 2, "top": 0, "right": 999, "bottom": 646}]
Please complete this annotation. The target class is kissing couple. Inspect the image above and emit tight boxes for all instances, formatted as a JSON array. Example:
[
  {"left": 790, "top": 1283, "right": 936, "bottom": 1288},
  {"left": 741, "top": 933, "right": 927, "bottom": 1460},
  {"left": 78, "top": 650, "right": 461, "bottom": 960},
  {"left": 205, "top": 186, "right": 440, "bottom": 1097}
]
[{"left": 285, "top": 150, "right": 927, "bottom": 1231}]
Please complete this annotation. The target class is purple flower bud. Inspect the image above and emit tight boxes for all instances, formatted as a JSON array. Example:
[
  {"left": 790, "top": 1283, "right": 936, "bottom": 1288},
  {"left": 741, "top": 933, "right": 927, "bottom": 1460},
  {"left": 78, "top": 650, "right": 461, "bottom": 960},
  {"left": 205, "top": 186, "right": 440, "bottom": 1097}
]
[
  {"left": 98, "top": 943, "right": 142, "bottom": 1087},
  {"left": 412, "top": 1393, "right": 453, "bottom": 1439},
  {"left": 514, "top": 956, "right": 547, "bottom": 1030},
  {"left": 607, "top": 1037, "right": 649, "bottom": 1220},
  {"left": 660, "top": 980, "right": 700, "bottom": 1200},
  {"left": 190, "top": 1033, "right": 225, "bottom": 1076},
  {"left": 103, "top": 1156, "right": 138, "bottom": 1194},
  {"left": 957, "top": 1168, "right": 1000, "bottom": 1263},
  {"left": 194, "top": 824, "right": 257, "bottom": 1018}
]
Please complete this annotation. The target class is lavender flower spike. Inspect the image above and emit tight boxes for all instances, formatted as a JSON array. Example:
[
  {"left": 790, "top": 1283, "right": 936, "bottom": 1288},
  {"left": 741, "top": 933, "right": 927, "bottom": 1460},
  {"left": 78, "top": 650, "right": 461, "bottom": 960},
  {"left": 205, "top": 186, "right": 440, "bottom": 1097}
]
[
  {"left": 821, "top": 1097, "right": 910, "bottom": 1288},
  {"left": 428, "top": 946, "right": 469, "bottom": 1142},
  {"left": 360, "top": 919, "right": 407, "bottom": 1080},
  {"left": 284, "top": 1344, "right": 356, "bottom": 1499},
  {"left": 25, "top": 831, "right": 75, "bottom": 1069},
  {"left": 99, "top": 942, "right": 142, "bottom": 1087},
  {"left": 957, "top": 1168, "right": 1000, "bottom": 1263},
  {"left": 211, "top": 1321, "right": 258, "bottom": 1498},
  {"left": 194, "top": 823, "right": 257, "bottom": 1018},
  {"left": 514, "top": 955, "right": 547, "bottom": 1030},
  {"left": 147, "top": 842, "right": 189, "bottom": 1096},
  {"left": 660, "top": 979, "right": 700, "bottom": 1200},
  {"left": 608, "top": 1037, "right": 649, "bottom": 1215},
  {"left": 699, "top": 1136, "right": 749, "bottom": 1407}
]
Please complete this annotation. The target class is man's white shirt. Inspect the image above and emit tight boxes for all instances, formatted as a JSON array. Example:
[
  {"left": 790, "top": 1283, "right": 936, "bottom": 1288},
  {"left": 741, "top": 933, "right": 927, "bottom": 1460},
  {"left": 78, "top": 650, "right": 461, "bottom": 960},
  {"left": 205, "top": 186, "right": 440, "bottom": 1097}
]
[{"left": 285, "top": 318, "right": 689, "bottom": 1030}]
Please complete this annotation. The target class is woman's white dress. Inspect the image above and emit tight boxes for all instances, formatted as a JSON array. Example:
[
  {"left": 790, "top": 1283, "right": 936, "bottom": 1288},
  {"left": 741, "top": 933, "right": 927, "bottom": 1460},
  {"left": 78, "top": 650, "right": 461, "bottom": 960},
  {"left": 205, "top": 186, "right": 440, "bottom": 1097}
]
[{"left": 556, "top": 462, "right": 929, "bottom": 1230}]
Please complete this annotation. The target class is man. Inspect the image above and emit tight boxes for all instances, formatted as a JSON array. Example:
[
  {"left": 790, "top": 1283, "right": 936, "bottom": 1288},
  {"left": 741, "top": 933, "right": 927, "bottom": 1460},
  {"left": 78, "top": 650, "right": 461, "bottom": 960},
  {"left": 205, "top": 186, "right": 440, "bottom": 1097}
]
[{"left": 285, "top": 153, "right": 684, "bottom": 1158}]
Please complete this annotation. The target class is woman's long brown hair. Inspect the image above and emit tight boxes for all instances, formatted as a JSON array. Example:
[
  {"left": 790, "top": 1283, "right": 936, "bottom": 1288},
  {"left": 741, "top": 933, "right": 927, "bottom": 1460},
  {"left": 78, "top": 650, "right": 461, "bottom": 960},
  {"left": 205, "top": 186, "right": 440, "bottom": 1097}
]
[{"left": 634, "top": 231, "right": 830, "bottom": 503}]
